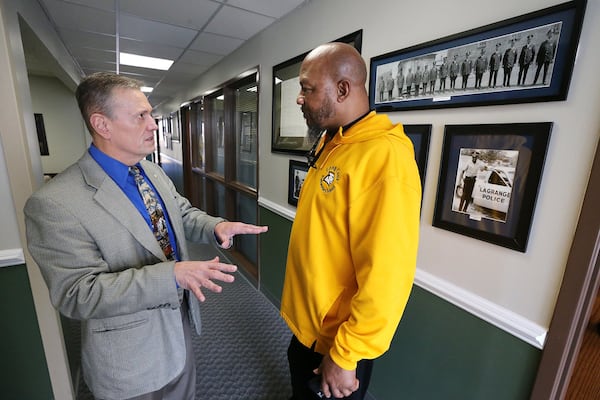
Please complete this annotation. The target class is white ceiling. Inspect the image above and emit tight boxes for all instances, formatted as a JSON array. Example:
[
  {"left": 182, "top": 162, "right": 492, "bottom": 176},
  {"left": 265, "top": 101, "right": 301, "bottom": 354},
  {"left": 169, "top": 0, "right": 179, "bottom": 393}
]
[{"left": 25, "top": 0, "right": 308, "bottom": 108}]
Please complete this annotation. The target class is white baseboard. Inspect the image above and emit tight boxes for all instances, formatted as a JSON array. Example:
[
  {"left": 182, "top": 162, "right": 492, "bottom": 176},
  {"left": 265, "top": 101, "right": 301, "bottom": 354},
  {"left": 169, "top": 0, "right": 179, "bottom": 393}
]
[
  {"left": 415, "top": 269, "right": 547, "bottom": 349},
  {"left": 259, "top": 196, "right": 295, "bottom": 221},
  {"left": 0, "top": 248, "right": 25, "bottom": 268}
]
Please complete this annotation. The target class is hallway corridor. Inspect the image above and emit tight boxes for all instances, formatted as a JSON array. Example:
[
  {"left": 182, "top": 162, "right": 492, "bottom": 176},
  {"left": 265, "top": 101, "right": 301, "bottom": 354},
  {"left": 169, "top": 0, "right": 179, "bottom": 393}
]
[{"left": 74, "top": 243, "right": 293, "bottom": 399}]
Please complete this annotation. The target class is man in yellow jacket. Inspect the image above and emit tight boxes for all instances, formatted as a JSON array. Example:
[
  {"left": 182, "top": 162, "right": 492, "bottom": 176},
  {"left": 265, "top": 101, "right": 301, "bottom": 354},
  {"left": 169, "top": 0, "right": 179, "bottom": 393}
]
[{"left": 281, "top": 42, "right": 421, "bottom": 399}]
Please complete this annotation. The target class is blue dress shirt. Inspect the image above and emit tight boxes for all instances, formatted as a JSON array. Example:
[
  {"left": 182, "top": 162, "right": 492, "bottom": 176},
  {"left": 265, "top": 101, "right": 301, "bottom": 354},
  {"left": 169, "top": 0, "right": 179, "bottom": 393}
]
[{"left": 88, "top": 145, "right": 179, "bottom": 261}]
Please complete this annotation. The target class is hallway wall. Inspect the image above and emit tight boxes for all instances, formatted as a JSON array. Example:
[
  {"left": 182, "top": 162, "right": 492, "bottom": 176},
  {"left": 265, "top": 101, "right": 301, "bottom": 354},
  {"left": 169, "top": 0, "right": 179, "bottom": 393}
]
[
  {"left": 28, "top": 75, "right": 88, "bottom": 175},
  {"left": 155, "top": 0, "right": 599, "bottom": 346}
]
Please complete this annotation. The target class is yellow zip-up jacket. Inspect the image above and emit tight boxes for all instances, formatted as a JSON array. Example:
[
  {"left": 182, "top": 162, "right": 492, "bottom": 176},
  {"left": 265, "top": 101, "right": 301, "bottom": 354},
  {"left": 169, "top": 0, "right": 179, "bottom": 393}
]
[{"left": 281, "top": 111, "right": 421, "bottom": 370}]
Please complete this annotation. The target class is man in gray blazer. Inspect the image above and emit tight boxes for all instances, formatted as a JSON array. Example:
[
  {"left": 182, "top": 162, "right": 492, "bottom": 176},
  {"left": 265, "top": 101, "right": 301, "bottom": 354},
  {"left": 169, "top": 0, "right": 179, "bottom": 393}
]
[{"left": 24, "top": 72, "right": 267, "bottom": 400}]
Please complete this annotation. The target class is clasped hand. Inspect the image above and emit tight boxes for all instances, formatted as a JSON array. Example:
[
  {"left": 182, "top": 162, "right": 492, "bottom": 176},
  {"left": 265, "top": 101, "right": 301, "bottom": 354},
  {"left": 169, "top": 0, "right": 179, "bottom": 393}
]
[{"left": 314, "top": 353, "right": 359, "bottom": 399}]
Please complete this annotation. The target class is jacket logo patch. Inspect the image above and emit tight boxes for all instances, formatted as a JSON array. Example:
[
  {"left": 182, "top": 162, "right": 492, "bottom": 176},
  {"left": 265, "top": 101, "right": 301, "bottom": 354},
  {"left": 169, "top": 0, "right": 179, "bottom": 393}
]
[{"left": 320, "top": 166, "right": 340, "bottom": 193}]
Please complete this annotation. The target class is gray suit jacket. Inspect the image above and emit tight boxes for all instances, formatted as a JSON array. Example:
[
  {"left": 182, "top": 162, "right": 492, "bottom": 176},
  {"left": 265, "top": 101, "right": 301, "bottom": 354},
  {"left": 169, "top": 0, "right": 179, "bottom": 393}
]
[{"left": 24, "top": 152, "right": 225, "bottom": 399}]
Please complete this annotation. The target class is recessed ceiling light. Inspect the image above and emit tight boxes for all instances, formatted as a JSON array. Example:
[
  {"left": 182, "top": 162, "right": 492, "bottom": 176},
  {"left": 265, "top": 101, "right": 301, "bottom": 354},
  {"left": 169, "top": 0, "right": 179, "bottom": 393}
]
[
  {"left": 120, "top": 52, "right": 173, "bottom": 71},
  {"left": 141, "top": 86, "right": 154, "bottom": 93}
]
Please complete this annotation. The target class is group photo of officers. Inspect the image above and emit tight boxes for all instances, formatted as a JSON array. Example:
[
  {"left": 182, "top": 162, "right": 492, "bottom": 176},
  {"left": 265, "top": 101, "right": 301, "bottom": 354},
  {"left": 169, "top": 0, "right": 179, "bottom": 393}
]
[{"left": 374, "top": 23, "right": 560, "bottom": 103}]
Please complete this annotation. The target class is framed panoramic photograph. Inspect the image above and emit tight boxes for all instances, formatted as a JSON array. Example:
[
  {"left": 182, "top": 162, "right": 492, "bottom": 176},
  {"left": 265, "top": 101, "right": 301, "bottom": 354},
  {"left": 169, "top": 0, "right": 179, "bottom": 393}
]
[
  {"left": 404, "top": 124, "right": 432, "bottom": 188},
  {"left": 272, "top": 30, "right": 363, "bottom": 155},
  {"left": 432, "top": 122, "right": 552, "bottom": 252},
  {"left": 288, "top": 160, "right": 309, "bottom": 207},
  {"left": 369, "top": 0, "right": 586, "bottom": 111}
]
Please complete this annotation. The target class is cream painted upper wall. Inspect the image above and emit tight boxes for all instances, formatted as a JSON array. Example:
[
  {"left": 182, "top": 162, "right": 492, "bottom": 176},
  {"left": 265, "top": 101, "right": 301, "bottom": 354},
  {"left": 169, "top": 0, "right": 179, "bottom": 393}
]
[
  {"left": 139, "top": 0, "right": 600, "bottom": 329},
  {"left": 29, "top": 75, "right": 87, "bottom": 174}
]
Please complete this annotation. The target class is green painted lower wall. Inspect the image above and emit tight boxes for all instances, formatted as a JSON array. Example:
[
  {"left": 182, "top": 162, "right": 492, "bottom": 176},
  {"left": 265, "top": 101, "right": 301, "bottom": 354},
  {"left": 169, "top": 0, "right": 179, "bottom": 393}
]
[
  {"left": 0, "top": 264, "right": 53, "bottom": 400},
  {"left": 258, "top": 206, "right": 541, "bottom": 400},
  {"left": 259, "top": 206, "right": 292, "bottom": 306}
]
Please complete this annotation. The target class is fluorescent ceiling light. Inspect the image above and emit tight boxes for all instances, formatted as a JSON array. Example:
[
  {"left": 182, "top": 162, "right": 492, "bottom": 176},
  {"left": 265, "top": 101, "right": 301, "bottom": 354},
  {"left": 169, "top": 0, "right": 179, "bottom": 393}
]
[
  {"left": 120, "top": 52, "right": 173, "bottom": 71},
  {"left": 141, "top": 86, "right": 153, "bottom": 93}
]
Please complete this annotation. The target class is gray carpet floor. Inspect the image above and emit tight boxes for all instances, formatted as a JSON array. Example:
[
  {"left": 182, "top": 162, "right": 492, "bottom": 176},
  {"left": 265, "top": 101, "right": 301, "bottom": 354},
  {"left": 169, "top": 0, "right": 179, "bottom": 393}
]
[{"left": 74, "top": 243, "right": 293, "bottom": 399}]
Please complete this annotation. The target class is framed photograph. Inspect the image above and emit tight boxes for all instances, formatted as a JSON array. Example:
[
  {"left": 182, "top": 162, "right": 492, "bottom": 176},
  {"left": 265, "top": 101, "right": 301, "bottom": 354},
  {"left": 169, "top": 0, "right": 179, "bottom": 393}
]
[
  {"left": 288, "top": 160, "right": 309, "bottom": 207},
  {"left": 404, "top": 124, "right": 432, "bottom": 188},
  {"left": 369, "top": 0, "right": 586, "bottom": 111},
  {"left": 34, "top": 113, "right": 49, "bottom": 156},
  {"left": 272, "top": 30, "right": 363, "bottom": 155},
  {"left": 432, "top": 122, "right": 552, "bottom": 252},
  {"left": 170, "top": 112, "right": 180, "bottom": 142}
]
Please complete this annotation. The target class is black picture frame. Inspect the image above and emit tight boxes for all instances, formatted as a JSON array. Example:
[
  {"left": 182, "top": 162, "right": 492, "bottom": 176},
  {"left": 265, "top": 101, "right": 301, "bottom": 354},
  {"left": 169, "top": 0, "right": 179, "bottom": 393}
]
[
  {"left": 288, "top": 160, "right": 309, "bottom": 207},
  {"left": 369, "top": 0, "right": 586, "bottom": 111},
  {"left": 432, "top": 122, "right": 552, "bottom": 252},
  {"left": 404, "top": 124, "right": 432, "bottom": 188},
  {"left": 170, "top": 112, "right": 180, "bottom": 142},
  {"left": 34, "top": 113, "right": 49, "bottom": 156},
  {"left": 272, "top": 30, "right": 363, "bottom": 155}
]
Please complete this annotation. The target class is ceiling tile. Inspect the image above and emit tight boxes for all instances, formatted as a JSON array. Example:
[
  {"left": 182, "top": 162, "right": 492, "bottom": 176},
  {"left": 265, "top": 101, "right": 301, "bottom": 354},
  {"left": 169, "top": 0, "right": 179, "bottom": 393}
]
[
  {"left": 58, "top": 28, "right": 115, "bottom": 52},
  {"left": 44, "top": 0, "right": 116, "bottom": 12},
  {"left": 80, "top": 61, "right": 117, "bottom": 74},
  {"left": 118, "top": 65, "right": 165, "bottom": 79},
  {"left": 42, "top": 0, "right": 115, "bottom": 35},
  {"left": 204, "top": 5, "right": 274, "bottom": 40},
  {"left": 167, "top": 61, "right": 210, "bottom": 78},
  {"left": 70, "top": 47, "right": 115, "bottom": 64},
  {"left": 119, "top": 14, "right": 198, "bottom": 48},
  {"left": 227, "top": 0, "right": 306, "bottom": 18},
  {"left": 178, "top": 49, "right": 223, "bottom": 67},
  {"left": 119, "top": 38, "right": 186, "bottom": 61},
  {"left": 189, "top": 32, "right": 244, "bottom": 55},
  {"left": 119, "top": 0, "right": 221, "bottom": 30}
]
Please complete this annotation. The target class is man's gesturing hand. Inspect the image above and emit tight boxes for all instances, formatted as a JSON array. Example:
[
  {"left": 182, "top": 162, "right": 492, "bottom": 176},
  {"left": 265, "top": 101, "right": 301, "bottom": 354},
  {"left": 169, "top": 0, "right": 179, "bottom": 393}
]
[
  {"left": 174, "top": 256, "right": 237, "bottom": 301},
  {"left": 214, "top": 221, "right": 268, "bottom": 249}
]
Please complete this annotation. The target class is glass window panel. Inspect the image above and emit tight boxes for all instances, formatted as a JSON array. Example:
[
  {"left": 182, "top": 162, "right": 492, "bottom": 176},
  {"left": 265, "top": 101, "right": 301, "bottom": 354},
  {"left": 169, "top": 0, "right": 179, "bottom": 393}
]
[
  {"left": 192, "top": 104, "right": 205, "bottom": 170},
  {"left": 214, "top": 182, "right": 226, "bottom": 217},
  {"left": 208, "top": 94, "right": 225, "bottom": 175},
  {"left": 236, "top": 192, "right": 257, "bottom": 264},
  {"left": 235, "top": 81, "right": 258, "bottom": 189}
]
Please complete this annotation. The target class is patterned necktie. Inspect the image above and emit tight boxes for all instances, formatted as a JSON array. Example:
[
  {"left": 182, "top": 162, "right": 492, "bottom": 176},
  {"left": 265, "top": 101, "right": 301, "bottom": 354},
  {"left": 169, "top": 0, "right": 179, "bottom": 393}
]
[{"left": 130, "top": 166, "right": 175, "bottom": 260}]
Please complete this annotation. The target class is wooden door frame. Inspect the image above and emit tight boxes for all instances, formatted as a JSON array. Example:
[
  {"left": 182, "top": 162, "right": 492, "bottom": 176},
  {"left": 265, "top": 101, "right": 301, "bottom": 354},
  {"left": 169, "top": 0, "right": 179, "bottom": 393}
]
[{"left": 530, "top": 140, "right": 600, "bottom": 399}]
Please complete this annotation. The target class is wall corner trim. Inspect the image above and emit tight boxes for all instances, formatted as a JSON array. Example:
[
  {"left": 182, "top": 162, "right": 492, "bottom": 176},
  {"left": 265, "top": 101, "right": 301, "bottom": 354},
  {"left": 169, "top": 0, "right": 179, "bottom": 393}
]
[
  {"left": 0, "top": 248, "right": 25, "bottom": 268},
  {"left": 415, "top": 268, "right": 547, "bottom": 349},
  {"left": 259, "top": 196, "right": 296, "bottom": 221}
]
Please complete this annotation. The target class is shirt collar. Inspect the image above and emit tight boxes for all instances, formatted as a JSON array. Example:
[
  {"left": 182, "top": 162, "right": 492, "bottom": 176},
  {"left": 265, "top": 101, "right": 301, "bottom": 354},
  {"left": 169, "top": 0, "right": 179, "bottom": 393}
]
[{"left": 88, "top": 144, "right": 133, "bottom": 189}]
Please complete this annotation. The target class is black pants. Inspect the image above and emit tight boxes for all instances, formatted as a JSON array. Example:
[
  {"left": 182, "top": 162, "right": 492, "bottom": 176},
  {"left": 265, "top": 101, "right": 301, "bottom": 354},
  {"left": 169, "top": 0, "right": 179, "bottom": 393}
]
[{"left": 287, "top": 335, "right": 373, "bottom": 400}]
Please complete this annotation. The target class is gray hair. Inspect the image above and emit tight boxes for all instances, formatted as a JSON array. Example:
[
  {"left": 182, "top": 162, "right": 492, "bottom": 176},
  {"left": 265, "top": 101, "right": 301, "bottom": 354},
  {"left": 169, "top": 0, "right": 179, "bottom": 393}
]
[{"left": 75, "top": 72, "right": 144, "bottom": 135}]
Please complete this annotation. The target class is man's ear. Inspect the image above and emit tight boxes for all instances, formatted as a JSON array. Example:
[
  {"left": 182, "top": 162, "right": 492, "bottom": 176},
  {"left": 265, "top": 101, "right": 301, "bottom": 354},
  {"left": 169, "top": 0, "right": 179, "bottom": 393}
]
[
  {"left": 90, "top": 113, "right": 111, "bottom": 139},
  {"left": 336, "top": 80, "right": 350, "bottom": 102}
]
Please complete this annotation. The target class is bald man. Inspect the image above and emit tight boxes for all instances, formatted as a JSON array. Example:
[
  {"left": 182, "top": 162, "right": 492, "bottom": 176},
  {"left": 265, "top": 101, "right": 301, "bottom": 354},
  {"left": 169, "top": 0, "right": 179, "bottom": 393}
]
[{"left": 280, "top": 42, "right": 422, "bottom": 399}]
